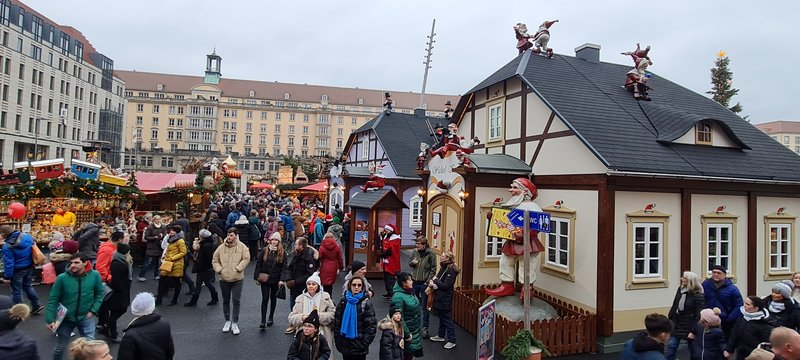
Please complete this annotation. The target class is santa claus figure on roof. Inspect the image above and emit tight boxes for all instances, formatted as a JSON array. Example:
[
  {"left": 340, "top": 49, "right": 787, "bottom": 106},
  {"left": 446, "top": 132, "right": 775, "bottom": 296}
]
[
  {"left": 361, "top": 163, "right": 386, "bottom": 192},
  {"left": 485, "top": 177, "right": 545, "bottom": 300}
]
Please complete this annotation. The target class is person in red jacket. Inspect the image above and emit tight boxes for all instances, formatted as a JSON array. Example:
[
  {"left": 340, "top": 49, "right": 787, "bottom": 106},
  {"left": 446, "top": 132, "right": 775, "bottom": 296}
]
[
  {"left": 96, "top": 230, "right": 124, "bottom": 338},
  {"left": 318, "top": 233, "right": 344, "bottom": 297},
  {"left": 380, "top": 224, "right": 401, "bottom": 300}
]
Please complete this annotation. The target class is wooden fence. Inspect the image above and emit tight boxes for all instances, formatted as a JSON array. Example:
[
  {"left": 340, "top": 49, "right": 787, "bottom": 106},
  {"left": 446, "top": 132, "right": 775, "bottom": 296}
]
[{"left": 453, "top": 285, "right": 597, "bottom": 357}]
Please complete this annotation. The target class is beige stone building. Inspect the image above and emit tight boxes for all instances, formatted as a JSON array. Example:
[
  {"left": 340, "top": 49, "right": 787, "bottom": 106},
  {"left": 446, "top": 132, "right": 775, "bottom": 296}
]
[
  {"left": 0, "top": 0, "right": 125, "bottom": 169},
  {"left": 755, "top": 120, "right": 800, "bottom": 155},
  {"left": 117, "top": 53, "right": 454, "bottom": 176}
]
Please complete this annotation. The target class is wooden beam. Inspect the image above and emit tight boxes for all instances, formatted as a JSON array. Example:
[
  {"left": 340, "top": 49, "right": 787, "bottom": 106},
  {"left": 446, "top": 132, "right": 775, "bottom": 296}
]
[
  {"left": 462, "top": 178, "right": 477, "bottom": 285},
  {"left": 596, "top": 177, "right": 615, "bottom": 336},
  {"left": 680, "top": 189, "right": 692, "bottom": 272},
  {"left": 520, "top": 84, "right": 527, "bottom": 161},
  {"left": 747, "top": 192, "right": 757, "bottom": 294},
  {"left": 531, "top": 112, "right": 556, "bottom": 167}
]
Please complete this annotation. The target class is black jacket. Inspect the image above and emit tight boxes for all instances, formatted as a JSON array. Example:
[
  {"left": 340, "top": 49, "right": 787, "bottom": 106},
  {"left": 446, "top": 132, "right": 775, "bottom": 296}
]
[
  {"left": 208, "top": 220, "right": 226, "bottom": 238},
  {"left": 287, "top": 332, "right": 331, "bottom": 360},
  {"left": 78, "top": 223, "right": 100, "bottom": 257},
  {"left": 432, "top": 263, "right": 459, "bottom": 311},
  {"left": 192, "top": 237, "right": 217, "bottom": 274},
  {"left": 108, "top": 257, "right": 131, "bottom": 311},
  {"left": 0, "top": 330, "right": 39, "bottom": 360},
  {"left": 727, "top": 311, "right": 776, "bottom": 359},
  {"left": 143, "top": 224, "right": 167, "bottom": 257},
  {"left": 253, "top": 247, "right": 287, "bottom": 285},
  {"left": 378, "top": 319, "right": 403, "bottom": 360},
  {"left": 234, "top": 222, "right": 251, "bottom": 243},
  {"left": 763, "top": 296, "right": 800, "bottom": 331},
  {"left": 118, "top": 313, "right": 175, "bottom": 360},
  {"left": 667, "top": 288, "right": 705, "bottom": 339},
  {"left": 333, "top": 294, "right": 377, "bottom": 356},
  {"left": 283, "top": 248, "right": 318, "bottom": 294}
]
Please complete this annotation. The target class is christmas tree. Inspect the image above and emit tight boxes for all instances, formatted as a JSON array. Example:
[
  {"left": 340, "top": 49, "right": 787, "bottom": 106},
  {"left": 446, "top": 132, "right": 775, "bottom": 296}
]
[{"left": 707, "top": 51, "right": 744, "bottom": 115}]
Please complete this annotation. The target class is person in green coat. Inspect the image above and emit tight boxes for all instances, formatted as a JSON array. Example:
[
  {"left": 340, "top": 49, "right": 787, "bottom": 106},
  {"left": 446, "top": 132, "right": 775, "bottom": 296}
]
[
  {"left": 45, "top": 253, "right": 105, "bottom": 360},
  {"left": 390, "top": 272, "right": 423, "bottom": 359}
]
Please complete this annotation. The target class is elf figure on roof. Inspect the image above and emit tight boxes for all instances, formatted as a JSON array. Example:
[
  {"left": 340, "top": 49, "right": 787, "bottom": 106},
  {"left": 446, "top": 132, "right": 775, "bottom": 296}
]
[
  {"left": 531, "top": 19, "right": 558, "bottom": 58},
  {"left": 623, "top": 43, "right": 653, "bottom": 101},
  {"left": 485, "top": 178, "right": 545, "bottom": 301}
]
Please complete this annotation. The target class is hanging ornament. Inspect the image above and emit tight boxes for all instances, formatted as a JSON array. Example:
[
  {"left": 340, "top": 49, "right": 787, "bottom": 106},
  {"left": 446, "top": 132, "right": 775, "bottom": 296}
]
[{"left": 114, "top": 187, "right": 120, "bottom": 194}]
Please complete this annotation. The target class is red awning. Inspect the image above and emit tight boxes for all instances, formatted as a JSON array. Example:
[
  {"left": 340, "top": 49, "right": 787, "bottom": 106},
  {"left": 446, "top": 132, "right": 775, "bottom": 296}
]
[
  {"left": 249, "top": 183, "right": 273, "bottom": 189},
  {"left": 298, "top": 179, "right": 328, "bottom": 192},
  {"left": 135, "top": 172, "right": 197, "bottom": 195}
]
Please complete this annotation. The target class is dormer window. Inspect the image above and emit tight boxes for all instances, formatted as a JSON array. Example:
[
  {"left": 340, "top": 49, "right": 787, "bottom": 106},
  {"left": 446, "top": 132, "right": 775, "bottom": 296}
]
[
  {"left": 284, "top": 93, "right": 290, "bottom": 100},
  {"left": 357, "top": 98, "right": 363, "bottom": 105},
  {"left": 249, "top": 90, "right": 255, "bottom": 97},
  {"left": 156, "top": 84, "right": 164, "bottom": 91},
  {"left": 696, "top": 122, "right": 712, "bottom": 145},
  {"left": 321, "top": 95, "right": 328, "bottom": 102}
]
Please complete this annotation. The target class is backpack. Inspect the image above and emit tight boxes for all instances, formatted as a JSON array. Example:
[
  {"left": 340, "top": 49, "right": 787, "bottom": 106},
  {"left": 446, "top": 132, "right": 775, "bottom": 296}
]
[{"left": 250, "top": 223, "right": 262, "bottom": 240}]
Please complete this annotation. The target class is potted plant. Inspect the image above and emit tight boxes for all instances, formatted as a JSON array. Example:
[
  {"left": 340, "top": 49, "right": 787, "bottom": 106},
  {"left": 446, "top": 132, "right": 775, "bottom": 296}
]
[{"left": 501, "top": 329, "right": 552, "bottom": 360}]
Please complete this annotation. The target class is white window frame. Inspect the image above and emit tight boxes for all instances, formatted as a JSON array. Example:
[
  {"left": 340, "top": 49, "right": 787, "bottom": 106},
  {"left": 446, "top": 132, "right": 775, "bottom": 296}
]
[
  {"left": 632, "top": 223, "right": 663, "bottom": 279},
  {"left": 764, "top": 210, "right": 796, "bottom": 280},
  {"left": 361, "top": 136, "right": 369, "bottom": 160},
  {"left": 409, "top": 195, "right": 423, "bottom": 228},
  {"left": 626, "top": 209, "right": 670, "bottom": 290},
  {"left": 541, "top": 206, "right": 577, "bottom": 281},
  {"left": 488, "top": 102, "right": 503, "bottom": 141}
]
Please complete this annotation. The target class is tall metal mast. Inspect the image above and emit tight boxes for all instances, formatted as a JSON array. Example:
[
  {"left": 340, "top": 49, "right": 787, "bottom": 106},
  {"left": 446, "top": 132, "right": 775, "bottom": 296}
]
[{"left": 419, "top": 19, "right": 436, "bottom": 109}]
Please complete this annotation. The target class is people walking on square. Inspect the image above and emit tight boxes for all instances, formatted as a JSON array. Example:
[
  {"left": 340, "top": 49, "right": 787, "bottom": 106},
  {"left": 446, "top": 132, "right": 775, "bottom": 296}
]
[
  {"left": 702, "top": 265, "right": 743, "bottom": 338},
  {"left": 428, "top": 251, "right": 460, "bottom": 350},
  {"left": 409, "top": 236, "right": 436, "bottom": 338},
  {"left": 247, "top": 209, "right": 263, "bottom": 260},
  {"left": 118, "top": 292, "right": 175, "bottom": 360},
  {"left": 45, "top": 253, "right": 105, "bottom": 360},
  {"left": 319, "top": 233, "right": 344, "bottom": 298},
  {"left": 77, "top": 218, "right": 102, "bottom": 264},
  {"left": 68, "top": 338, "right": 112, "bottom": 360},
  {"left": 185, "top": 229, "right": 219, "bottom": 307},
  {"left": 725, "top": 296, "right": 777, "bottom": 359},
  {"left": 155, "top": 225, "right": 187, "bottom": 306},
  {"left": 212, "top": 228, "right": 250, "bottom": 335},
  {"left": 0, "top": 225, "right": 44, "bottom": 313},
  {"left": 391, "top": 272, "right": 423, "bottom": 359},
  {"left": 379, "top": 305, "right": 406, "bottom": 360},
  {"left": 139, "top": 215, "right": 167, "bottom": 282},
  {"left": 254, "top": 231, "right": 287, "bottom": 329},
  {"left": 665, "top": 271, "right": 705, "bottom": 360},
  {"left": 289, "top": 272, "right": 336, "bottom": 351},
  {"left": 287, "top": 309, "right": 331, "bottom": 360},
  {"left": 284, "top": 237, "right": 319, "bottom": 334},
  {"left": 687, "top": 308, "right": 726, "bottom": 360},
  {"left": 0, "top": 298, "right": 40, "bottom": 360},
  {"left": 104, "top": 243, "right": 132, "bottom": 342},
  {"left": 380, "top": 224, "right": 401, "bottom": 300},
  {"left": 333, "top": 275, "right": 377, "bottom": 360},
  {"left": 96, "top": 230, "right": 123, "bottom": 337}
]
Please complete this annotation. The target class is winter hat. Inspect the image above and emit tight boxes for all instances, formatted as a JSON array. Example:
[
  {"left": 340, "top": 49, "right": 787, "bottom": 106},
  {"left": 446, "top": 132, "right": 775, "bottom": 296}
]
[
  {"left": 332, "top": 216, "right": 341, "bottom": 225},
  {"left": 235, "top": 215, "right": 249, "bottom": 225},
  {"left": 130, "top": 292, "right": 156, "bottom": 316},
  {"left": 0, "top": 303, "right": 30, "bottom": 331},
  {"left": 170, "top": 225, "right": 183, "bottom": 233},
  {"left": 384, "top": 224, "right": 398, "bottom": 234},
  {"left": 700, "top": 308, "right": 721, "bottom": 327},
  {"left": 49, "top": 240, "right": 64, "bottom": 253},
  {"left": 304, "top": 309, "right": 320, "bottom": 329},
  {"left": 199, "top": 229, "right": 212, "bottom": 239},
  {"left": 512, "top": 178, "right": 538, "bottom": 200},
  {"left": 116, "top": 243, "right": 130, "bottom": 255},
  {"left": 325, "top": 214, "right": 333, "bottom": 222},
  {"left": 269, "top": 232, "right": 282, "bottom": 241},
  {"left": 51, "top": 231, "right": 65, "bottom": 242},
  {"left": 389, "top": 304, "right": 401, "bottom": 317},
  {"left": 0, "top": 295, "right": 12, "bottom": 311},
  {"left": 710, "top": 264, "right": 727, "bottom": 274},
  {"left": 350, "top": 260, "right": 366, "bottom": 274},
  {"left": 307, "top": 272, "right": 322, "bottom": 288},
  {"left": 773, "top": 282, "right": 793, "bottom": 300},
  {"left": 61, "top": 240, "right": 79, "bottom": 254}
]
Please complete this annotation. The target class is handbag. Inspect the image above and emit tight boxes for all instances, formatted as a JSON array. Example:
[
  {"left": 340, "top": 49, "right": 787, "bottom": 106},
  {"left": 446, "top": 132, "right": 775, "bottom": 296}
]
[
  {"left": 256, "top": 273, "right": 270, "bottom": 284},
  {"left": 159, "top": 260, "right": 174, "bottom": 273},
  {"left": 31, "top": 244, "right": 46, "bottom": 266},
  {"left": 102, "top": 283, "right": 114, "bottom": 302},
  {"left": 276, "top": 284, "right": 287, "bottom": 300}
]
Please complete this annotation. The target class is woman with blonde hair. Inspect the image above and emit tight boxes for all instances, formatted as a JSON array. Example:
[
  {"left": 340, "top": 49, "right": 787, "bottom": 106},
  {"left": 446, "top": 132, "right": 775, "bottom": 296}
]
[
  {"left": 428, "top": 250, "right": 460, "bottom": 350},
  {"left": 790, "top": 272, "right": 800, "bottom": 302},
  {"left": 68, "top": 338, "right": 112, "bottom": 360},
  {"left": 665, "top": 271, "right": 705, "bottom": 360}
]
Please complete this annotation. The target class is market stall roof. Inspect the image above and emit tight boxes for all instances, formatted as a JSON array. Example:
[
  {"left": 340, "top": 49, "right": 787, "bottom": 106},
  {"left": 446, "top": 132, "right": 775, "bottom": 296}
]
[
  {"left": 135, "top": 172, "right": 197, "bottom": 195},
  {"left": 468, "top": 154, "right": 532, "bottom": 175},
  {"left": 345, "top": 188, "right": 407, "bottom": 210},
  {"left": 249, "top": 183, "right": 274, "bottom": 189},
  {"left": 298, "top": 179, "right": 328, "bottom": 192}
]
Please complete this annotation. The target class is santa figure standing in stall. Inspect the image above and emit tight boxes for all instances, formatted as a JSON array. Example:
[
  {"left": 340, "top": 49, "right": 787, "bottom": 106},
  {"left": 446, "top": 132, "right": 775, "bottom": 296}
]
[
  {"left": 379, "top": 223, "right": 402, "bottom": 300},
  {"left": 485, "top": 178, "right": 545, "bottom": 300}
]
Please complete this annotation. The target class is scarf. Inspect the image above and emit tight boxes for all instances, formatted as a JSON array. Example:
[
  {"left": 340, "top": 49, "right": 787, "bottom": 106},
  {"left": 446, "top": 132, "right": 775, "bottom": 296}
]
[
  {"left": 113, "top": 252, "right": 133, "bottom": 281},
  {"left": 168, "top": 231, "right": 184, "bottom": 243},
  {"left": 302, "top": 291, "right": 322, "bottom": 315},
  {"left": 769, "top": 301, "right": 786, "bottom": 313},
  {"left": 341, "top": 290, "right": 365, "bottom": 339},
  {"left": 741, "top": 307, "right": 769, "bottom": 321},
  {"left": 677, "top": 288, "right": 688, "bottom": 313},
  {"left": 268, "top": 244, "right": 277, "bottom": 251}
]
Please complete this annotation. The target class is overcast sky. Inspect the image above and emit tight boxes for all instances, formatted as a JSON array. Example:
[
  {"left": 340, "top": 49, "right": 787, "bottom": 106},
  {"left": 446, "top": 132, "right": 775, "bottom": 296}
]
[{"left": 22, "top": 0, "right": 799, "bottom": 123}]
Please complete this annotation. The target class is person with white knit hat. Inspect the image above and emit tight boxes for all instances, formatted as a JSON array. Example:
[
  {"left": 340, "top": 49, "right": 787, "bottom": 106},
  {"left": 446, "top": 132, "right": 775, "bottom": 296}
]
[
  {"left": 764, "top": 281, "right": 800, "bottom": 330},
  {"left": 379, "top": 224, "right": 401, "bottom": 300},
  {"left": 117, "top": 292, "right": 174, "bottom": 360},
  {"left": 288, "top": 271, "right": 336, "bottom": 353}
]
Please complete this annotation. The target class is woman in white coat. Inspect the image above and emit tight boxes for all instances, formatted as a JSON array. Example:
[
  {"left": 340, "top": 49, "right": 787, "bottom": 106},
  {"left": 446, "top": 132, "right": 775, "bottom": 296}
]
[{"left": 288, "top": 272, "right": 336, "bottom": 354}]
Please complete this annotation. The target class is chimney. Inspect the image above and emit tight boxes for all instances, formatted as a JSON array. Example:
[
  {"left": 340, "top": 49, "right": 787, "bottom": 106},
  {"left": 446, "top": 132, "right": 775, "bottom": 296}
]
[
  {"left": 413, "top": 107, "right": 427, "bottom": 117},
  {"left": 574, "top": 43, "right": 601, "bottom": 63}
]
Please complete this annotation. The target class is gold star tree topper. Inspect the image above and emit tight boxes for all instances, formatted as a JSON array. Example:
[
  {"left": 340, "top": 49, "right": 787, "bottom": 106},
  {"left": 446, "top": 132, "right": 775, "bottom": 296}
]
[{"left": 716, "top": 50, "right": 727, "bottom": 58}]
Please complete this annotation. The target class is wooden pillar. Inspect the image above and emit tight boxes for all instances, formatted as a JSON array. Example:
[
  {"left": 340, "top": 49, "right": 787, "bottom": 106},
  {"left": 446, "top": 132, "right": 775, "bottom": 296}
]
[
  {"left": 680, "top": 189, "right": 692, "bottom": 272},
  {"left": 596, "top": 177, "right": 615, "bottom": 336},
  {"left": 747, "top": 192, "right": 757, "bottom": 294}
]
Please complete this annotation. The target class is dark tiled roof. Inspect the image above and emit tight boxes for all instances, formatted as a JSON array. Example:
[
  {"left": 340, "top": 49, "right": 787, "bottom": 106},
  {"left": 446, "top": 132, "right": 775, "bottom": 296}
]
[
  {"left": 640, "top": 102, "right": 749, "bottom": 148},
  {"left": 469, "top": 154, "right": 531, "bottom": 174},
  {"left": 468, "top": 50, "right": 800, "bottom": 181},
  {"left": 345, "top": 189, "right": 407, "bottom": 209}
]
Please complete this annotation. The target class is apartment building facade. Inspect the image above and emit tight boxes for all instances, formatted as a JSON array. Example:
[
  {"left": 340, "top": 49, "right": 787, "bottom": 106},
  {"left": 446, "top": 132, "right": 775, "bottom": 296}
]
[
  {"left": 755, "top": 120, "right": 800, "bottom": 155},
  {"left": 117, "top": 53, "right": 454, "bottom": 177},
  {"left": 0, "top": 0, "right": 125, "bottom": 169}
]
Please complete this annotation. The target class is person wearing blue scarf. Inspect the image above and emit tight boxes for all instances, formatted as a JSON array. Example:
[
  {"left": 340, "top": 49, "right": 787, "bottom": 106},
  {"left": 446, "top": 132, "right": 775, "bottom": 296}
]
[{"left": 333, "top": 276, "right": 377, "bottom": 360}]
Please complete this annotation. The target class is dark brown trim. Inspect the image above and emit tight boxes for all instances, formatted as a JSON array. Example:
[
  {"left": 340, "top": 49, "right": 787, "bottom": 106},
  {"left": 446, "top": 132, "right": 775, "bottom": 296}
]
[
  {"left": 596, "top": 177, "right": 615, "bottom": 337},
  {"left": 611, "top": 176, "right": 800, "bottom": 196},
  {"left": 530, "top": 112, "right": 556, "bottom": 166},
  {"left": 505, "top": 129, "right": 574, "bottom": 146},
  {"left": 520, "top": 83, "right": 527, "bottom": 160},
  {"left": 680, "top": 189, "right": 692, "bottom": 272},
  {"left": 462, "top": 179, "right": 477, "bottom": 285},
  {"left": 747, "top": 192, "right": 757, "bottom": 294},
  {"left": 470, "top": 95, "right": 476, "bottom": 140},
  {"left": 533, "top": 174, "right": 606, "bottom": 187}
]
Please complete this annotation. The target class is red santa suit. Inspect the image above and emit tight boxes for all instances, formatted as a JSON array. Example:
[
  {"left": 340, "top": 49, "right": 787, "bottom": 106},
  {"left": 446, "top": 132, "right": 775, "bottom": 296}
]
[
  {"left": 381, "top": 224, "right": 401, "bottom": 275},
  {"left": 361, "top": 164, "right": 386, "bottom": 191}
]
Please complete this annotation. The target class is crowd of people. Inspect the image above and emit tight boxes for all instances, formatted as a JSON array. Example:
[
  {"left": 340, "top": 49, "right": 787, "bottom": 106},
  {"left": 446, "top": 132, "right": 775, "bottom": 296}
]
[
  {"left": 0, "top": 189, "right": 461, "bottom": 360},
  {"left": 622, "top": 265, "right": 800, "bottom": 360}
]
